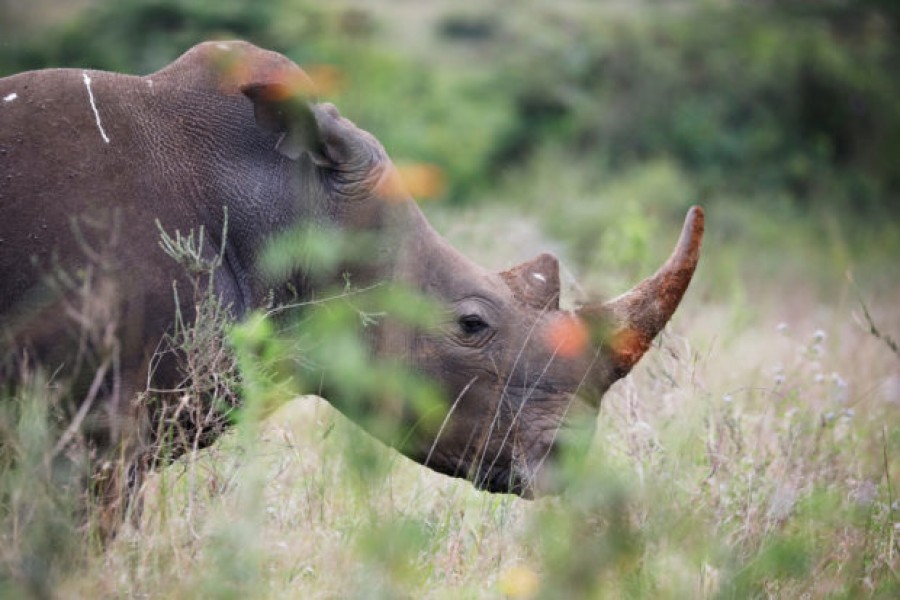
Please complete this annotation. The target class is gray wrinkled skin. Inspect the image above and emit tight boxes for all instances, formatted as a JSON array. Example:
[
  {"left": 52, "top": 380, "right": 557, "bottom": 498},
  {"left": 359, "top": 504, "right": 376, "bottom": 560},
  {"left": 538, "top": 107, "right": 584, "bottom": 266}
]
[{"left": 0, "top": 42, "right": 702, "bottom": 498}]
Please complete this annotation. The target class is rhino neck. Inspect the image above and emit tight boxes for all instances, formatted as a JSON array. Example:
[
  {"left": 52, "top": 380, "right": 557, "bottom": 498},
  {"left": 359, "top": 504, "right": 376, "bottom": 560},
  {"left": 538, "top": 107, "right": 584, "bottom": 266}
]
[
  {"left": 357, "top": 197, "right": 486, "bottom": 366},
  {"left": 388, "top": 200, "right": 487, "bottom": 293}
]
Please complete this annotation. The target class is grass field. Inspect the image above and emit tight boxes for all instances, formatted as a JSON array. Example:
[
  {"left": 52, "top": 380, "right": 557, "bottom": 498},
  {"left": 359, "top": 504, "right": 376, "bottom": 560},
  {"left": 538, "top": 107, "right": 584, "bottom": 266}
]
[{"left": 2, "top": 186, "right": 890, "bottom": 599}]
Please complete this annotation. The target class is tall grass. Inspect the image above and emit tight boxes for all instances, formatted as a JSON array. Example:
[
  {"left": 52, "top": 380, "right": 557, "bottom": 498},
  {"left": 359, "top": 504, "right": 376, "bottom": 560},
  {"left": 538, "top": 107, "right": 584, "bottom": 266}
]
[
  {"left": 47, "top": 292, "right": 900, "bottom": 598},
  {"left": 3, "top": 168, "right": 895, "bottom": 597}
]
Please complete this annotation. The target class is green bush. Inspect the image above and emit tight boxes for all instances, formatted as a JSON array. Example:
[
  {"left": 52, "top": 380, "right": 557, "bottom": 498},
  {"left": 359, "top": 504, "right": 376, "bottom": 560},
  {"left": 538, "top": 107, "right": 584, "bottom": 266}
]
[
  {"left": 495, "top": 2, "right": 900, "bottom": 214},
  {"left": 5, "top": 1, "right": 897, "bottom": 213},
  {"left": 0, "top": 0, "right": 278, "bottom": 74}
]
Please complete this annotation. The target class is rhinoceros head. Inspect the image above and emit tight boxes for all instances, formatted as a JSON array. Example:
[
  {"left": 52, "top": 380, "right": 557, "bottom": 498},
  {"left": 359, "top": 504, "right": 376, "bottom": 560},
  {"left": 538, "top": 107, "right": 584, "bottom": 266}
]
[
  {"left": 396, "top": 205, "right": 704, "bottom": 496},
  {"left": 242, "top": 79, "right": 704, "bottom": 498}
]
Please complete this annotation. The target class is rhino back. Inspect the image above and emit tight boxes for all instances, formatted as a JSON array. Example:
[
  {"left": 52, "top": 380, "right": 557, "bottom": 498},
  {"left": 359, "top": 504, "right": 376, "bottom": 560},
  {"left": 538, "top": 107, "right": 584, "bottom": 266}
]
[{"left": 0, "top": 42, "right": 305, "bottom": 384}]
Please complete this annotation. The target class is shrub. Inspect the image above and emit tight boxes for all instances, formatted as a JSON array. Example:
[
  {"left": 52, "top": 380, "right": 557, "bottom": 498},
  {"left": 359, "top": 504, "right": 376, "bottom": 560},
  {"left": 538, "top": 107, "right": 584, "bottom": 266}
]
[{"left": 494, "top": 2, "right": 900, "bottom": 215}]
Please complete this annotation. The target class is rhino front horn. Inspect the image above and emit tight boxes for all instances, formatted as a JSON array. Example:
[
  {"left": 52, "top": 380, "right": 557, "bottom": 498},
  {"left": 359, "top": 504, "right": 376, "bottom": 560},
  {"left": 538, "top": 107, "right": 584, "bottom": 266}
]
[{"left": 578, "top": 205, "right": 704, "bottom": 377}]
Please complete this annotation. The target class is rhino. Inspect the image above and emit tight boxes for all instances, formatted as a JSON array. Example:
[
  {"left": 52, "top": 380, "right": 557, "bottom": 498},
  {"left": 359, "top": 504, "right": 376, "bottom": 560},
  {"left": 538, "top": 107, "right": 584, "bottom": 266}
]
[{"left": 0, "top": 41, "right": 703, "bottom": 500}]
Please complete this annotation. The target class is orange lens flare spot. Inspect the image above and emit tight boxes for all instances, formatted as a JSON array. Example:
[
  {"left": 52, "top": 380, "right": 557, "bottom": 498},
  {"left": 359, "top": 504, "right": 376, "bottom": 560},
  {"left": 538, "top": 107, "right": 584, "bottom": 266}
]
[
  {"left": 305, "top": 64, "right": 345, "bottom": 96},
  {"left": 374, "top": 165, "right": 408, "bottom": 203},
  {"left": 215, "top": 51, "right": 316, "bottom": 99},
  {"left": 374, "top": 163, "right": 446, "bottom": 203},
  {"left": 265, "top": 67, "right": 317, "bottom": 100},
  {"left": 241, "top": 66, "right": 315, "bottom": 101},
  {"left": 396, "top": 162, "right": 446, "bottom": 200},
  {"left": 545, "top": 314, "right": 589, "bottom": 358}
]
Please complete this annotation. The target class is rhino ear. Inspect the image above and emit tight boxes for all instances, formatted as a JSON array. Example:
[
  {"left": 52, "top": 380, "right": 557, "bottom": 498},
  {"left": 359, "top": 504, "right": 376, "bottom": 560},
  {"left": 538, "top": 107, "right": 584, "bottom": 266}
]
[
  {"left": 241, "top": 81, "right": 328, "bottom": 163},
  {"left": 499, "top": 253, "right": 561, "bottom": 311}
]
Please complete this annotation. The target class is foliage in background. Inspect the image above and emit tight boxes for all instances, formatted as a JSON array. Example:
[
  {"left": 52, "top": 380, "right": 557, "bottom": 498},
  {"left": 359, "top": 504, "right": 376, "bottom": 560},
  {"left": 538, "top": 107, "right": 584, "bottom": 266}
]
[
  {"left": 5, "top": 0, "right": 898, "bottom": 214},
  {"left": 493, "top": 2, "right": 900, "bottom": 216},
  {"left": 0, "top": 0, "right": 277, "bottom": 74}
]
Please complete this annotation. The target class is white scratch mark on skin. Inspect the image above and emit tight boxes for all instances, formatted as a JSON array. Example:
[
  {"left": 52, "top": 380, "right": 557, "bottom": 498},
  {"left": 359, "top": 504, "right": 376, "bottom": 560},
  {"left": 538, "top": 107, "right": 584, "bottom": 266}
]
[
  {"left": 82, "top": 71, "right": 110, "bottom": 144},
  {"left": 532, "top": 272, "right": 546, "bottom": 282},
  {"left": 3, "top": 93, "right": 17, "bottom": 103}
]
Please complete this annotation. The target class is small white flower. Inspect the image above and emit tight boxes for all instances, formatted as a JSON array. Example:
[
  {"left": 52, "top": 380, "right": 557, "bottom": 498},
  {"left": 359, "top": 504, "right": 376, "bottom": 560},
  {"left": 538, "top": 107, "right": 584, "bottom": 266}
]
[
  {"left": 776, "top": 322, "right": 789, "bottom": 333},
  {"left": 723, "top": 394, "right": 733, "bottom": 404},
  {"left": 813, "top": 329, "right": 827, "bottom": 343}
]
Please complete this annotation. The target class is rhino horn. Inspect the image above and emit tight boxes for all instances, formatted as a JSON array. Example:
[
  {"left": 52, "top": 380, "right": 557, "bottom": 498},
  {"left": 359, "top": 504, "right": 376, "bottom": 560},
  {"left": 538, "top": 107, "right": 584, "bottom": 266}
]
[
  {"left": 500, "top": 253, "right": 561, "bottom": 311},
  {"left": 577, "top": 206, "right": 704, "bottom": 377}
]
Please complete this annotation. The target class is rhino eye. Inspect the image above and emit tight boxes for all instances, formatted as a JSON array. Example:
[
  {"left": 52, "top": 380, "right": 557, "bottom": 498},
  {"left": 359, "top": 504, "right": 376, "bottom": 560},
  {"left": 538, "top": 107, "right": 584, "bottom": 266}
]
[{"left": 458, "top": 314, "right": 489, "bottom": 336}]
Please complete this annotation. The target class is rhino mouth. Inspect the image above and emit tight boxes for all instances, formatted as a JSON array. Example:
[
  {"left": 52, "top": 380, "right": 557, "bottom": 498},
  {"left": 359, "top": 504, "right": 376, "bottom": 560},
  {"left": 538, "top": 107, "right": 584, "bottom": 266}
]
[
  {"left": 472, "top": 465, "right": 536, "bottom": 498},
  {"left": 411, "top": 380, "right": 592, "bottom": 498},
  {"left": 467, "top": 431, "right": 558, "bottom": 498},
  {"left": 419, "top": 444, "right": 540, "bottom": 498}
]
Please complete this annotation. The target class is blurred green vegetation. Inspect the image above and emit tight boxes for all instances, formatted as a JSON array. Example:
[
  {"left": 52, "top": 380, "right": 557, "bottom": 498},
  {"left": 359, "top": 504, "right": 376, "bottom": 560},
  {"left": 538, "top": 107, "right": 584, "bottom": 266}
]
[
  {"left": 3, "top": 0, "right": 899, "bottom": 217},
  {"left": 494, "top": 3, "right": 900, "bottom": 216}
]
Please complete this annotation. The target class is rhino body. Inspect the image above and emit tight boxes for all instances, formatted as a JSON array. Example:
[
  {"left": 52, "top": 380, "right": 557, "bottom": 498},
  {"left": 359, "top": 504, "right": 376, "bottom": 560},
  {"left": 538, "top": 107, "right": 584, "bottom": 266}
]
[{"left": 0, "top": 42, "right": 703, "bottom": 498}]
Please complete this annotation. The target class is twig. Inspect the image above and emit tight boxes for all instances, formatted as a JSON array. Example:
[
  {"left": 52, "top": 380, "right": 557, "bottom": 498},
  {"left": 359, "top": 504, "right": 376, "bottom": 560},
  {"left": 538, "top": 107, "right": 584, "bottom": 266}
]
[
  {"left": 848, "top": 271, "right": 900, "bottom": 359},
  {"left": 48, "top": 357, "right": 111, "bottom": 462},
  {"left": 858, "top": 299, "right": 900, "bottom": 359},
  {"left": 264, "top": 282, "right": 385, "bottom": 317},
  {"left": 884, "top": 427, "right": 899, "bottom": 562}
]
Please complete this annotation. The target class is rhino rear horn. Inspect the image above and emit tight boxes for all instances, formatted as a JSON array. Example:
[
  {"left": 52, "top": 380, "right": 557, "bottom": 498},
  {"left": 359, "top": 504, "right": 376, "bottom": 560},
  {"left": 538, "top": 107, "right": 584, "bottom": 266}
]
[
  {"left": 500, "top": 253, "right": 561, "bottom": 311},
  {"left": 578, "top": 206, "right": 704, "bottom": 376}
]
